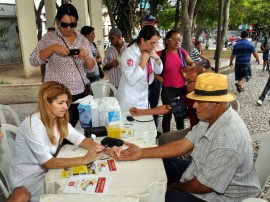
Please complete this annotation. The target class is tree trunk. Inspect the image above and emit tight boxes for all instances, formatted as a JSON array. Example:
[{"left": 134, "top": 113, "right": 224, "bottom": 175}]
[
  {"left": 180, "top": 0, "right": 197, "bottom": 53},
  {"left": 35, "top": 0, "right": 44, "bottom": 40},
  {"left": 104, "top": 0, "right": 115, "bottom": 28},
  {"left": 174, "top": 0, "right": 180, "bottom": 30},
  {"left": 220, "top": 0, "right": 231, "bottom": 52}
]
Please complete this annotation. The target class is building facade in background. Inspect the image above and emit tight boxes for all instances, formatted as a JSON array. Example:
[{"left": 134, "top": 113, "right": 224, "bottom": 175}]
[{"left": 0, "top": 3, "right": 20, "bottom": 64}]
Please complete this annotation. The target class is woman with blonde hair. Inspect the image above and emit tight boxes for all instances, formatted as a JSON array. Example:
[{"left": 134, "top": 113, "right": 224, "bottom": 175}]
[{"left": 9, "top": 81, "right": 121, "bottom": 202}]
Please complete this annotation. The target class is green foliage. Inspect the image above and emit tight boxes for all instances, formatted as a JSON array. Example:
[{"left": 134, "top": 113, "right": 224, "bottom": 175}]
[
  {"left": 156, "top": 1, "right": 177, "bottom": 30},
  {"left": 111, "top": 0, "right": 133, "bottom": 42},
  {"left": 0, "top": 79, "right": 11, "bottom": 85},
  {"left": 0, "top": 22, "right": 12, "bottom": 51},
  {"left": 0, "top": 23, "right": 10, "bottom": 38}
]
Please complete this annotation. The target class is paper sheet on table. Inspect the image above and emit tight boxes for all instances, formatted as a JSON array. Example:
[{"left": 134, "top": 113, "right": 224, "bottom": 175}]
[
  {"left": 63, "top": 175, "right": 112, "bottom": 194},
  {"left": 61, "top": 158, "right": 118, "bottom": 178}
]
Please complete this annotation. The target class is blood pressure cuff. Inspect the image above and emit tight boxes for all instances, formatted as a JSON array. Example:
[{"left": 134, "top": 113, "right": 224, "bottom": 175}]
[
  {"left": 101, "top": 137, "right": 124, "bottom": 147},
  {"left": 170, "top": 96, "right": 188, "bottom": 121}
]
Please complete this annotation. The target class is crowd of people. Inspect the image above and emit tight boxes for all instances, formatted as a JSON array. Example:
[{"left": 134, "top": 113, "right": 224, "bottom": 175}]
[{"left": 1, "top": 2, "right": 267, "bottom": 202}]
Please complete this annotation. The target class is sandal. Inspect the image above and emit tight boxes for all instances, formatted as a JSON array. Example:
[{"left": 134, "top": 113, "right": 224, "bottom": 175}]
[{"left": 235, "top": 83, "right": 244, "bottom": 93}]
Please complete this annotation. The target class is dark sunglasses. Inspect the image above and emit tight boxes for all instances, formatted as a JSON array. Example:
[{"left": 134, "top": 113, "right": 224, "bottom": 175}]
[{"left": 60, "top": 22, "right": 77, "bottom": 28}]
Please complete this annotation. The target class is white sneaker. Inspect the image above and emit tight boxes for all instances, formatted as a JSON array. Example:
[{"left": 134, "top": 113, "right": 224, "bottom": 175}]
[{"left": 256, "top": 99, "right": 263, "bottom": 106}]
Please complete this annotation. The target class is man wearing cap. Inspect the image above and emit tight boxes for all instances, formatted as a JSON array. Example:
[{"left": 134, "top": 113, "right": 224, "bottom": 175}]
[
  {"left": 117, "top": 73, "right": 261, "bottom": 201},
  {"left": 103, "top": 28, "right": 128, "bottom": 88},
  {"left": 142, "top": 14, "right": 159, "bottom": 28}
]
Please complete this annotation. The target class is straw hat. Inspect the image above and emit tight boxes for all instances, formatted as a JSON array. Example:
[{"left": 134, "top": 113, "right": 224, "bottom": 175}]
[{"left": 187, "top": 73, "right": 236, "bottom": 102}]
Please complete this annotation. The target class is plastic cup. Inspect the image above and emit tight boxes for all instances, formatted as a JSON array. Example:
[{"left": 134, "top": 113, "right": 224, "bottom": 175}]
[{"left": 143, "top": 131, "right": 157, "bottom": 145}]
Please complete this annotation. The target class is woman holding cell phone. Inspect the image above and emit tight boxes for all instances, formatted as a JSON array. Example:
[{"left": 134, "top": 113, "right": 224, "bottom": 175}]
[{"left": 29, "top": 3, "right": 95, "bottom": 127}]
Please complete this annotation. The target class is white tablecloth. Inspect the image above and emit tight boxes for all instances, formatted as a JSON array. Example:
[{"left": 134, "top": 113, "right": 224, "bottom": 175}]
[{"left": 44, "top": 114, "right": 167, "bottom": 202}]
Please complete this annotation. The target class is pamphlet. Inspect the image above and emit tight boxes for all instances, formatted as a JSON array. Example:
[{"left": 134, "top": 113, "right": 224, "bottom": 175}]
[
  {"left": 61, "top": 158, "right": 117, "bottom": 178},
  {"left": 63, "top": 174, "right": 112, "bottom": 194}
]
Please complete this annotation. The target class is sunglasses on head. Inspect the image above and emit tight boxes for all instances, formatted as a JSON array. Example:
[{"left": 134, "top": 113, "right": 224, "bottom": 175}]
[{"left": 60, "top": 22, "right": 77, "bottom": 28}]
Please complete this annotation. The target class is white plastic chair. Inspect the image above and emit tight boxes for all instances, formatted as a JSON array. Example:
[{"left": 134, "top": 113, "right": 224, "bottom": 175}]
[
  {"left": 0, "top": 167, "right": 10, "bottom": 198},
  {"left": 0, "top": 123, "right": 18, "bottom": 193},
  {"left": 0, "top": 104, "right": 21, "bottom": 127},
  {"left": 251, "top": 132, "right": 270, "bottom": 199},
  {"left": 90, "top": 81, "right": 117, "bottom": 99}
]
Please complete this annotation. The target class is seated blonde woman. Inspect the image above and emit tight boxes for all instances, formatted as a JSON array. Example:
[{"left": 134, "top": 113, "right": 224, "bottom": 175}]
[{"left": 8, "top": 81, "right": 121, "bottom": 201}]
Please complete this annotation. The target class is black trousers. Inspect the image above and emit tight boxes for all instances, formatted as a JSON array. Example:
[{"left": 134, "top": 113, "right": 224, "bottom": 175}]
[
  {"left": 259, "top": 76, "right": 270, "bottom": 101},
  {"left": 149, "top": 78, "right": 161, "bottom": 127},
  {"left": 161, "top": 86, "right": 186, "bottom": 133}
]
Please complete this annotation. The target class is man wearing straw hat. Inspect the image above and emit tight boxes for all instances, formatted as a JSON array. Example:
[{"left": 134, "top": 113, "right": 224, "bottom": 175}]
[{"left": 117, "top": 73, "right": 261, "bottom": 201}]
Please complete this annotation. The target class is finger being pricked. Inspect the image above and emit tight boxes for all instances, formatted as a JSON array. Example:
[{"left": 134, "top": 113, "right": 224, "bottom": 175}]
[
  {"left": 107, "top": 146, "right": 122, "bottom": 159},
  {"left": 117, "top": 141, "right": 141, "bottom": 161}
]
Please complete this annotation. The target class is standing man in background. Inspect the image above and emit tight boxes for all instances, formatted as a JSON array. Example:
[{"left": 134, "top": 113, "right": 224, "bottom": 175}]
[
  {"left": 103, "top": 28, "right": 128, "bottom": 88},
  {"left": 229, "top": 30, "right": 260, "bottom": 93}
]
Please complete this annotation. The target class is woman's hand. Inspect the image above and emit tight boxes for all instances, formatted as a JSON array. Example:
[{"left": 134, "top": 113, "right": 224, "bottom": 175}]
[
  {"left": 52, "top": 44, "right": 69, "bottom": 56},
  {"left": 155, "top": 74, "right": 164, "bottom": 83},
  {"left": 139, "top": 51, "right": 150, "bottom": 69},
  {"left": 82, "top": 144, "right": 104, "bottom": 164},
  {"left": 149, "top": 50, "right": 159, "bottom": 59},
  {"left": 77, "top": 47, "right": 90, "bottom": 60},
  {"left": 105, "top": 146, "right": 122, "bottom": 159}
]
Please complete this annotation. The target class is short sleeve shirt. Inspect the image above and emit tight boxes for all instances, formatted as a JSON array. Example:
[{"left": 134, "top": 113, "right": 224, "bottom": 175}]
[
  {"left": 182, "top": 107, "right": 261, "bottom": 202},
  {"left": 232, "top": 39, "right": 256, "bottom": 65}
]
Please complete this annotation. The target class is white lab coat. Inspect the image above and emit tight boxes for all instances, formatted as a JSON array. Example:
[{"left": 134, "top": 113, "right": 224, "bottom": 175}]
[{"left": 117, "top": 43, "right": 163, "bottom": 111}]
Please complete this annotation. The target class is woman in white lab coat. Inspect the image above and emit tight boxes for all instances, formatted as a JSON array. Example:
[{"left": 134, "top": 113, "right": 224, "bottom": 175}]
[{"left": 117, "top": 25, "right": 163, "bottom": 111}]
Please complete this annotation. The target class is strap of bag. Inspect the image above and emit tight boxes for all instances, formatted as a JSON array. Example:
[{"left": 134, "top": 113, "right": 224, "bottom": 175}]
[
  {"left": 177, "top": 48, "right": 187, "bottom": 67},
  {"left": 58, "top": 35, "right": 87, "bottom": 87}
]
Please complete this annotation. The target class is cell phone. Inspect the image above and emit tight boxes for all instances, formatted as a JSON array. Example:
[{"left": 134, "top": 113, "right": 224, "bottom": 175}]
[{"left": 68, "top": 49, "right": 80, "bottom": 56}]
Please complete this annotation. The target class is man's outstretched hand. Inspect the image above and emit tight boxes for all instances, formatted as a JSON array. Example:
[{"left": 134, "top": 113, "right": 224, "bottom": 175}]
[{"left": 116, "top": 141, "right": 142, "bottom": 161}]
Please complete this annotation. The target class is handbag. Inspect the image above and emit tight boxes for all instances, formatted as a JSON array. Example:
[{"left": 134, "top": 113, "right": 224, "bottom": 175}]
[
  {"left": 59, "top": 35, "right": 91, "bottom": 95},
  {"left": 170, "top": 96, "right": 188, "bottom": 121}
]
